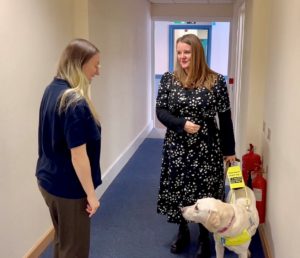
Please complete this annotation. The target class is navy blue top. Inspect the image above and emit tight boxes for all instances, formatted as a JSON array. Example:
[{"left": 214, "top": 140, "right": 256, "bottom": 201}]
[{"left": 36, "top": 78, "right": 102, "bottom": 199}]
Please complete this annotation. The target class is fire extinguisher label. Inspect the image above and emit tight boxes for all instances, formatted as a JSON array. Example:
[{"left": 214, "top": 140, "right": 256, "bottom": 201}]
[{"left": 253, "top": 188, "right": 263, "bottom": 201}]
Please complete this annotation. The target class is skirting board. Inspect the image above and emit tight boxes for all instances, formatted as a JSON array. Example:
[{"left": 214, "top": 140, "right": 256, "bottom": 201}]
[
  {"left": 258, "top": 224, "right": 273, "bottom": 258},
  {"left": 23, "top": 227, "right": 54, "bottom": 258},
  {"left": 23, "top": 122, "right": 153, "bottom": 258},
  {"left": 95, "top": 122, "right": 153, "bottom": 198}
]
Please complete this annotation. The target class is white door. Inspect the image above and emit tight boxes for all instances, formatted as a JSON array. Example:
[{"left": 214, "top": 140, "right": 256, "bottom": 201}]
[{"left": 231, "top": 0, "right": 246, "bottom": 156}]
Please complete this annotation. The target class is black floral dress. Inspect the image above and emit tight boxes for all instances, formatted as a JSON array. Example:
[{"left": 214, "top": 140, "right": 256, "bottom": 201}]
[{"left": 156, "top": 72, "right": 235, "bottom": 224}]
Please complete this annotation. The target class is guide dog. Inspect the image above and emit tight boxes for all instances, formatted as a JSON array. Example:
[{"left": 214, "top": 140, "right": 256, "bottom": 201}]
[{"left": 181, "top": 186, "right": 259, "bottom": 258}]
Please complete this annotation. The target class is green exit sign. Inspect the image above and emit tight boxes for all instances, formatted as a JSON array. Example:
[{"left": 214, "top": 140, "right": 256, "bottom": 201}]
[{"left": 173, "top": 21, "right": 186, "bottom": 24}]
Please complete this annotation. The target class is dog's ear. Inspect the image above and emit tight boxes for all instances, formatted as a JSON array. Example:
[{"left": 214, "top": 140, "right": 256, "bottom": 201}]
[{"left": 207, "top": 210, "right": 221, "bottom": 230}]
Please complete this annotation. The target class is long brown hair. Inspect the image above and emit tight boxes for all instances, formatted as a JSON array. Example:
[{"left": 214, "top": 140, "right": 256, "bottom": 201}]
[
  {"left": 57, "top": 38, "right": 99, "bottom": 122},
  {"left": 174, "top": 34, "right": 217, "bottom": 90}
]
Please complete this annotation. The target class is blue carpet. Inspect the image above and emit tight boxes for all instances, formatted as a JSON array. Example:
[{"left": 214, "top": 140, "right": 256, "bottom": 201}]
[{"left": 41, "top": 138, "right": 264, "bottom": 258}]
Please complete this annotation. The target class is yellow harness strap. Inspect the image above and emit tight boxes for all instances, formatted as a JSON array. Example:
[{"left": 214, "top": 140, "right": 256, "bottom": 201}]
[
  {"left": 218, "top": 164, "right": 252, "bottom": 246},
  {"left": 218, "top": 229, "right": 251, "bottom": 246}
]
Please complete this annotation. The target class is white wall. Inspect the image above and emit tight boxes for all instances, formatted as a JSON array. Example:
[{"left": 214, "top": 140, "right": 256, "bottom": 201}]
[
  {"left": 238, "top": 0, "right": 268, "bottom": 156},
  {"left": 0, "top": 0, "right": 152, "bottom": 257},
  {"left": 238, "top": 0, "right": 300, "bottom": 257},
  {"left": 73, "top": 0, "right": 89, "bottom": 39},
  {"left": 151, "top": 3, "right": 233, "bottom": 21},
  {"left": 88, "top": 0, "right": 152, "bottom": 186},
  {"left": 262, "top": 0, "right": 300, "bottom": 257},
  {"left": 0, "top": 1, "right": 74, "bottom": 257}
]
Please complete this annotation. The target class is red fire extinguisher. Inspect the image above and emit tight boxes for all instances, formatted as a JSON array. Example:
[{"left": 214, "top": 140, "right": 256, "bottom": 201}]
[
  {"left": 252, "top": 167, "right": 267, "bottom": 224},
  {"left": 242, "top": 144, "right": 262, "bottom": 183}
]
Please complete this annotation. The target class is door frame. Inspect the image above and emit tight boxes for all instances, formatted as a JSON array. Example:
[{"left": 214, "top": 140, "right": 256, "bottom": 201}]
[{"left": 168, "top": 24, "right": 212, "bottom": 71}]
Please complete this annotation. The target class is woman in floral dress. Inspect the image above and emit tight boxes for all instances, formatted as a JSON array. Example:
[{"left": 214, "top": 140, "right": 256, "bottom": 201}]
[{"left": 156, "top": 34, "right": 236, "bottom": 258}]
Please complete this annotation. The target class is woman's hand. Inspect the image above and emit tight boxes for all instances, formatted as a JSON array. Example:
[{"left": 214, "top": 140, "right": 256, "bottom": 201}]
[
  {"left": 184, "top": 121, "right": 200, "bottom": 134},
  {"left": 224, "top": 155, "right": 236, "bottom": 165},
  {"left": 70, "top": 144, "right": 100, "bottom": 218},
  {"left": 86, "top": 194, "right": 100, "bottom": 218}
]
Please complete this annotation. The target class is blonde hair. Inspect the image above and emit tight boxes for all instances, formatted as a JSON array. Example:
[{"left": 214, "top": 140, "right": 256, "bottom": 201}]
[
  {"left": 174, "top": 34, "right": 217, "bottom": 90},
  {"left": 57, "top": 38, "right": 99, "bottom": 122}
]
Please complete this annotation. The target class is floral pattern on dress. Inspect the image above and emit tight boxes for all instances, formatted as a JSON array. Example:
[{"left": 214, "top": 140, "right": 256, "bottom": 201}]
[{"left": 156, "top": 72, "right": 231, "bottom": 223}]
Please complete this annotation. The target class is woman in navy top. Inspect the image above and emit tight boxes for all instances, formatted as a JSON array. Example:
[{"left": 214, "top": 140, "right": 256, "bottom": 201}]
[{"left": 36, "top": 39, "right": 101, "bottom": 258}]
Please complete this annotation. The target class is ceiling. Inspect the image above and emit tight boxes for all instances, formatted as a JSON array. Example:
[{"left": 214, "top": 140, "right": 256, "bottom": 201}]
[{"left": 149, "top": 0, "right": 234, "bottom": 4}]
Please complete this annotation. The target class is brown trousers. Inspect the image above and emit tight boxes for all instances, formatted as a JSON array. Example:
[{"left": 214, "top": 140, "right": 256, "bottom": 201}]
[{"left": 39, "top": 186, "right": 90, "bottom": 258}]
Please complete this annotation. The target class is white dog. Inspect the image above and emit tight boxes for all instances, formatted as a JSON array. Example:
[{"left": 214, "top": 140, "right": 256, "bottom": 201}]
[{"left": 181, "top": 186, "right": 259, "bottom": 258}]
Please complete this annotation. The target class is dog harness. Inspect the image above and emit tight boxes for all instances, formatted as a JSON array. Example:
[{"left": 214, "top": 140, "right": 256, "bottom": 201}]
[
  {"left": 218, "top": 229, "right": 251, "bottom": 246},
  {"left": 215, "top": 164, "right": 255, "bottom": 246},
  {"left": 219, "top": 164, "right": 253, "bottom": 247},
  {"left": 217, "top": 187, "right": 253, "bottom": 247}
]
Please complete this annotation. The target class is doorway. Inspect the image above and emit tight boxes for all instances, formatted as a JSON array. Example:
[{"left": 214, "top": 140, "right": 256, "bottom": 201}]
[
  {"left": 168, "top": 25, "right": 212, "bottom": 71},
  {"left": 153, "top": 21, "right": 231, "bottom": 133}
]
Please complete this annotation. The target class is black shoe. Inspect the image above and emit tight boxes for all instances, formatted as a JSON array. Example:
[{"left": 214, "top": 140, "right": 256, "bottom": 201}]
[
  {"left": 195, "top": 238, "right": 211, "bottom": 258},
  {"left": 170, "top": 226, "right": 190, "bottom": 254}
]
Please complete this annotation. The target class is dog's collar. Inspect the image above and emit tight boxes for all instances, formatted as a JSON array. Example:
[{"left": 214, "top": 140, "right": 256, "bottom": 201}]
[{"left": 217, "top": 214, "right": 235, "bottom": 234}]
